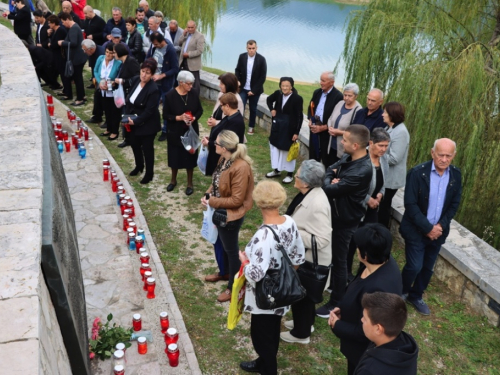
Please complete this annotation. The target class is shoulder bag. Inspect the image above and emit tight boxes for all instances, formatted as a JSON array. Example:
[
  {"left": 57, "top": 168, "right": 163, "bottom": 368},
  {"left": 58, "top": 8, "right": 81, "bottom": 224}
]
[
  {"left": 64, "top": 45, "right": 74, "bottom": 78},
  {"left": 255, "top": 225, "right": 306, "bottom": 310},
  {"left": 296, "top": 235, "right": 332, "bottom": 303}
]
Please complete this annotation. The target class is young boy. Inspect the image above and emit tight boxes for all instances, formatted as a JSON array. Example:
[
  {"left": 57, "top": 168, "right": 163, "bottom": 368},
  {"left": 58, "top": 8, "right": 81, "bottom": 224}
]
[{"left": 355, "top": 292, "right": 419, "bottom": 375}]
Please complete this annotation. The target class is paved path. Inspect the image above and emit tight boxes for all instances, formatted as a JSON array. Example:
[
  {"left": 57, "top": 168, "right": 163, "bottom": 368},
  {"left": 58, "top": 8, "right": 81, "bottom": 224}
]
[{"left": 51, "top": 98, "right": 201, "bottom": 375}]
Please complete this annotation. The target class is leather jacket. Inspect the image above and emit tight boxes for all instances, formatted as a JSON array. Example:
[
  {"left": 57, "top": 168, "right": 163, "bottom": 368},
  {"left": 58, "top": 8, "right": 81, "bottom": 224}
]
[{"left": 322, "top": 152, "right": 373, "bottom": 225}]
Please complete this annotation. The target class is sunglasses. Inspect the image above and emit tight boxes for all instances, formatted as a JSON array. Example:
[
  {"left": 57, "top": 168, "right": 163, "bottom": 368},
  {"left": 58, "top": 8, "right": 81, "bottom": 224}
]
[{"left": 214, "top": 141, "right": 223, "bottom": 147}]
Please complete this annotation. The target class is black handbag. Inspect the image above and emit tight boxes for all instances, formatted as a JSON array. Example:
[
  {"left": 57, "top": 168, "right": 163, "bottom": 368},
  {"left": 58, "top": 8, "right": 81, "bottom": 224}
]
[
  {"left": 255, "top": 225, "right": 306, "bottom": 310},
  {"left": 212, "top": 208, "right": 238, "bottom": 230},
  {"left": 64, "top": 46, "right": 74, "bottom": 78},
  {"left": 297, "top": 235, "right": 332, "bottom": 303}
]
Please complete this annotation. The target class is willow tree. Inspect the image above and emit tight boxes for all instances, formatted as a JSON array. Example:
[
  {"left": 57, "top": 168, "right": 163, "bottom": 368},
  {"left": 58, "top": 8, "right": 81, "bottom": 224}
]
[{"left": 341, "top": 0, "right": 500, "bottom": 248}]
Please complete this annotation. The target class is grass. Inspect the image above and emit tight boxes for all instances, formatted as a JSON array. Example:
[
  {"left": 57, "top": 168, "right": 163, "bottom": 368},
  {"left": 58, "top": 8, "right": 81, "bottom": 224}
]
[{"left": 40, "top": 61, "right": 500, "bottom": 375}]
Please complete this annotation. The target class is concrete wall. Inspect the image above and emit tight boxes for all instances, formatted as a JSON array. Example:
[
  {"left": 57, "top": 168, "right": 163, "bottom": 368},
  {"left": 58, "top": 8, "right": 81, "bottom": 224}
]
[
  {"left": 0, "top": 23, "right": 87, "bottom": 374},
  {"left": 200, "top": 69, "right": 500, "bottom": 327}
]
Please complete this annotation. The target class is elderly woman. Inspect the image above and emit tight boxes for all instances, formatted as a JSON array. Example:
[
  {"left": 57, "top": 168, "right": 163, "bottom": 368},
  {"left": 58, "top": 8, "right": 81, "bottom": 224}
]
[
  {"left": 164, "top": 71, "right": 203, "bottom": 195},
  {"left": 201, "top": 130, "right": 254, "bottom": 302},
  {"left": 202, "top": 93, "right": 245, "bottom": 176},
  {"left": 326, "top": 83, "right": 362, "bottom": 166},
  {"left": 124, "top": 58, "right": 161, "bottom": 184},
  {"left": 154, "top": 11, "right": 168, "bottom": 33},
  {"left": 378, "top": 102, "right": 410, "bottom": 228},
  {"left": 265, "top": 77, "right": 304, "bottom": 184},
  {"left": 329, "top": 224, "right": 402, "bottom": 375},
  {"left": 347, "top": 128, "right": 390, "bottom": 281},
  {"left": 239, "top": 180, "right": 305, "bottom": 375},
  {"left": 125, "top": 17, "right": 144, "bottom": 63},
  {"left": 207, "top": 73, "right": 244, "bottom": 127},
  {"left": 280, "top": 160, "right": 331, "bottom": 344},
  {"left": 95, "top": 43, "right": 122, "bottom": 140}
]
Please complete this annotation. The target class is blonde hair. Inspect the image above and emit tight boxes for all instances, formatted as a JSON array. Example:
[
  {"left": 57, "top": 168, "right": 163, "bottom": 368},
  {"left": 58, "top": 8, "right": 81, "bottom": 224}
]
[
  {"left": 218, "top": 130, "right": 253, "bottom": 165},
  {"left": 253, "top": 180, "right": 286, "bottom": 210}
]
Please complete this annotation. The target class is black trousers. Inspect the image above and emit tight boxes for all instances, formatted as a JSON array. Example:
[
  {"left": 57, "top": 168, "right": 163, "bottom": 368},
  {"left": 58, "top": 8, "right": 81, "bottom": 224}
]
[
  {"left": 290, "top": 296, "right": 315, "bottom": 339},
  {"left": 102, "top": 96, "right": 121, "bottom": 135},
  {"left": 62, "top": 63, "right": 85, "bottom": 101},
  {"left": 378, "top": 188, "right": 398, "bottom": 229},
  {"left": 250, "top": 313, "right": 282, "bottom": 375},
  {"left": 92, "top": 89, "right": 104, "bottom": 120},
  {"left": 36, "top": 64, "right": 58, "bottom": 87},
  {"left": 130, "top": 133, "right": 156, "bottom": 177},
  {"left": 217, "top": 216, "right": 244, "bottom": 290}
]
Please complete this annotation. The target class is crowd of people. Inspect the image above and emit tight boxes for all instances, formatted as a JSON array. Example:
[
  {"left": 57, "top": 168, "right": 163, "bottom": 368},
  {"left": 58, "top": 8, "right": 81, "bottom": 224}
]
[{"left": 4, "top": 1, "right": 465, "bottom": 373}]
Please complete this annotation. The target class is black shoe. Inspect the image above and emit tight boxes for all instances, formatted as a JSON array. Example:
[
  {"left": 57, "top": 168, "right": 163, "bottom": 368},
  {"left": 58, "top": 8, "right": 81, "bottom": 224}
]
[
  {"left": 70, "top": 100, "right": 85, "bottom": 106},
  {"left": 166, "top": 183, "right": 177, "bottom": 192},
  {"left": 185, "top": 186, "right": 194, "bottom": 196},
  {"left": 86, "top": 117, "right": 102, "bottom": 124},
  {"left": 140, "top": 174, "right": 153, "bottom": 184},
  {"left": 99, "top": 122, "right": 107, "bottom": 129},
  {"left": 158, "top": 132, "right": 167, "bottom": 141},
  {"left": 129, "top": 167, "right": 144, "bottom": 176},
  {"left": 118, "top": 141, "right": 129, "bottom": 148},
  {"left": 86, "top": 84, "right": 95, "bottom": 89},
  {"left": 240, "top": 360, "right": 260, "bottom": 373},
  {"left": 108, "top": 135, "right": 119, "bottom": 141}
]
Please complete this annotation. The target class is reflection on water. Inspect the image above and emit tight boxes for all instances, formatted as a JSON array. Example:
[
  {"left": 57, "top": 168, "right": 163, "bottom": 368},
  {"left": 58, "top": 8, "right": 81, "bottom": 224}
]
[{"left": 45, "top": 0, "right": 362, "bottom": 83}]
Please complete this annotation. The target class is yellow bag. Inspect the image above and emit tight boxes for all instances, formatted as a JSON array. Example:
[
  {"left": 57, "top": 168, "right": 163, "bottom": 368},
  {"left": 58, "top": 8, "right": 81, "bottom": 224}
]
[
  {"left": 227, "top": 265, "right": 246, "bottom": 330},
  {"left": 287, "top": 141, "right": 300, "bottom": 162}
]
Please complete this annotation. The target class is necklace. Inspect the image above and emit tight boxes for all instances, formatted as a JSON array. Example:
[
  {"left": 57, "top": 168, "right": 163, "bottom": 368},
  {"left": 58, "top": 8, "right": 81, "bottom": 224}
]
[{"left": 177, "top": 89, "right": 188, "bottom": 105}]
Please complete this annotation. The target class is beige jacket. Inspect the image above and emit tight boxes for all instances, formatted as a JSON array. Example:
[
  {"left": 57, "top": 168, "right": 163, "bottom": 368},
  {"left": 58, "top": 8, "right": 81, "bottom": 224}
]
[
  {"left": 178, "top": 30, "right": 205, "bottom": 71},
  {"left": 290, "top": 188, "right": 332, "bottom": 266}
]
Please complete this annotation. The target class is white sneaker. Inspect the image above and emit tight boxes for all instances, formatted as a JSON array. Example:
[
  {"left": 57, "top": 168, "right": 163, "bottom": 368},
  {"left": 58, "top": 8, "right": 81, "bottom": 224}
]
[
  {"left": 284, "top": 320, "right": 314, "bottom": 332},
  {"left": 247, "top": 128, "right": 254, "bottom": 135},
  {"left": 266, "top": 170, "right": 281, "bottom": 178},
  {"left": 283, "top": 175, "right": 294, "bottom": 184},
  {"left": 280, "top": 331, "right": 310, "bottom": 344}
]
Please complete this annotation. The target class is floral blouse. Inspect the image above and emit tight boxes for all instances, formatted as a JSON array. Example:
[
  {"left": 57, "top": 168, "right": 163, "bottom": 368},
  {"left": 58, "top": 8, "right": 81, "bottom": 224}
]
[{"left": 243, "top": 215, "right": 306, "bottom": 316}]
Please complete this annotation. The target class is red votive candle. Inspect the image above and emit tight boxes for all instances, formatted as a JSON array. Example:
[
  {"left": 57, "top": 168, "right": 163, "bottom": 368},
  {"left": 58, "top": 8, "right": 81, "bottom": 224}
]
[
  {"left": 62, "top": 130, "right": 69, "bottom": 141},
  {"left": 140, "top": 263, "right": 151, "bottom": 281},
  {"left": 112, "top": 177, "right": 120, "bottom": 192},
  {"left": 47, "top": 104, "right": 54, "bottom": 116},
  {"left": 64, "top": 140, "right": 71, "bottom": 152},
  {"left": 128, "top": 222, "right": 137, "bottom": 234},
  {"left": 160, "top": 312, "right": 169, "bottom": 334},
  {"left": 135, "top": 236, "right": 144, "bottom": 253},
  {"left": 127, "top": 202, "right": 135, "bottom": 217},
  {"left": 84, "top": 127, "right": 89, "bottom": 140},
  {"left": 140, "top": 252, "right": 150, "bottom": 264},
  {"left": 47, "top": 94, "right": 53, "bottom": 104},
  {"left": 66, "top": 109, "right": 72, "bottom": 120},
  {"left": 137, "top": 337, "right": 147, "bottom": 355},
  {"left": 122, "top": 214, "right": 129, "bottom": 231},
  {"left": 132, "top": 313, "right": 142, "bottom": 331},
  {"left": 143, "top": 271, "right": 152, "bottom": 291},
  {"left": 165, "top": 328, "right": 178, "bottom": 346},
  {"left": 113, "top": 365, "right": 124, "bottom": 375},
  {"left": 167, "top": 344, "right": 180, "bottom": 367},
  {"left": 103, "top": 159, "right": 110, "bottom": 166},
  {"left": 146, "top": 277, "right": 156, "bottom": 299},
  {"left": 70, "top": 111, "right": 76, "bottom": 121}
]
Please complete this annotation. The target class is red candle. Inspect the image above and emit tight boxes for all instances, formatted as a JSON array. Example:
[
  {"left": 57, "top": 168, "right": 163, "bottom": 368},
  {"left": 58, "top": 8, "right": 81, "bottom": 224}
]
[
  {"left": 160, "top": 312, "right": 169, "bottom": 333},
  {"left": 47, "top": 94, "right": 53, "bottom": 104},
  {"left": 103, "top": 159, "right": 110, "bottom": 166},
  {"left": 122, "top": 214, "right": 129, "bottom": 231},
  {"left": 132, "top": 314, "right": 142, "bottom": 331},
  {"left": 140, "top": 263, "right": 151, "bottom": 281},
  {"left": 137, "top": 337, "right": 147, "bottom": 355},
  {"left": 135, "top": 236, "right": 144, "bottom": 253},
  {"left": 84, "top": 127, "right": 89, "bottom": 141},
  {"left": 140, "top": 252, "right": 150, "bottom": 264},
  {"left": 70, "top": 112, "right": 76, "bottom": 121},
  {"left": 167, "top": 344, "right": 180, "bottom": 367},
  {"left": 128, "top": 222, "right": 137, "bottom": 234},
  {"left": 112, "top": 177, "right": 120, "bottom": 192},
  {"left": 165, "top": 328, "right": 178, "bottom": 346},
  {"left": 102, "top": 166, "right": 109, "bottom": 181},
  {"left": 146, "top": 277, "right": 156, "bottom": 299},
  {"left": 124, "top": 195, "right": 131, "bottom": 203},
  {"left": 143, "top": 271, "right": 152, "bottom": 291},
  {"left": 64, "top": 140, "right": 71, "bottom": 152},
  {"left": 62, "top": 131, "right": 69, "bottom": 141},
  {"left": 67, "top": 109, "right": 72, "bottom": 120},
  {"left": 47, "top": 104, "right": 54, "bottom": 116},
  {"left": 113, "top": 365, "right": 124, "bottom": 375},
  {"left": 127, "top": 202, "right": 135, "bottom": 217}
]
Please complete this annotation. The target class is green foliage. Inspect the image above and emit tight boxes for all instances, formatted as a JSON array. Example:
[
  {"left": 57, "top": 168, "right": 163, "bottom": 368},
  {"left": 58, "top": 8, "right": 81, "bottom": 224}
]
[
  {"left": 342, "top": 0, "right": 500, "bottom": 248},
  {"left": 89, "top": 313, "right": 133, "bottom": 360}
]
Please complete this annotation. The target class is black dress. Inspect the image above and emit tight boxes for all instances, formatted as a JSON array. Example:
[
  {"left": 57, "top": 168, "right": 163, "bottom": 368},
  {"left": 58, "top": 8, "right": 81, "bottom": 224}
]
[
  {"left": 164, "top": 89, "right": 203, "bottom": 169},
  {"left": 206, "top": 112, "right": 245, "bottom": 175}
]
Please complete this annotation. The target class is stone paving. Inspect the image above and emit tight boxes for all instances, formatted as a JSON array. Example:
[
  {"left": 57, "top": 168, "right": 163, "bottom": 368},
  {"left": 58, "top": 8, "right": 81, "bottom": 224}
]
[{"left": 51, "top": 99, "right": 201, "bottom": 375}]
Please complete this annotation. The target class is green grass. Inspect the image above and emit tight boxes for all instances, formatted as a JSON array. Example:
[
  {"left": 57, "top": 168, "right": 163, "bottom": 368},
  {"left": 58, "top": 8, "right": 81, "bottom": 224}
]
[
  {"left": 203, "top": 66, "right": 317, "bottom": 114},
  {"left": 42, "top": 67, "right": 500, "bottom": 375}
]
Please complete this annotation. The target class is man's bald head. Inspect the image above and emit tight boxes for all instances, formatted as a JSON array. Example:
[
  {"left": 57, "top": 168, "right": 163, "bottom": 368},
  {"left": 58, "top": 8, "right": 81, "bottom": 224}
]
[
  {"left": 186, "top": 20, "right": 196, "bottom": 34},
  {"left": 431, "top": 138, "right": 457, "bottom": 174},
  {"left": 62, "top": 1, "right": 72, "bottom": 13}
]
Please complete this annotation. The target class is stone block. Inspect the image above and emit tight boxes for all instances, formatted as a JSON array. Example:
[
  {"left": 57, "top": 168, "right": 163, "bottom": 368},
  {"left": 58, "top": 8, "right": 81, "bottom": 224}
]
[
  {"left": 0, "top": 189, "right": 42, "bottom": 211},
  {"left": 0, "top": 296, "right": 39, "bottom": 342},
  {"left": 433, "top": 256, "right": 466, "bottom": 297},
  {"left": 461, "top": 279, "right": 499, "bottom": 326},
  {"left": 0, "top": 339, "right": 39, "bottom": 375}
]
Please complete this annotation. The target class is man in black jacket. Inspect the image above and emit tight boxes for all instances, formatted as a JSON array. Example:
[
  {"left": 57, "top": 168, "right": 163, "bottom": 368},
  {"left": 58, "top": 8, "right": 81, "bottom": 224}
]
[
  {"left": 355, "top": 292, "right": 418, "bottom": 375},
  {"left": 103, "top": 7, "right": 127, "bottom": 42},
  {"left": 307, "top": 71, "right": 343, "bottom": 167},
  {"left": 5, "top": 0, "right": 33, "bottom": 45},
  {"left": 317, "top": 125, "right": 373, "bottom": 318},
  {"left": 235, "top": 40, "right": 267, "bottom": 134},
  {"left": 400, "top": 138, "right": 462, "bottom": 315},
  {"left": 59, "top": 1, "right": 83, "bottom": 28},
  {"left": 34, "top": 10, "right": 50, "bottom": 49},
  {"left": 22, "top": 39, "right": 58, "bottom": 88},
  {"left": 83, "top": 6, "right": 106, "bottom": 46}
]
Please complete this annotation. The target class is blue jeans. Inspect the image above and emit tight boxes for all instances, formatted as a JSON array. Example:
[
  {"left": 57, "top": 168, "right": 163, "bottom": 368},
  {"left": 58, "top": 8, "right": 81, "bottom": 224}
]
[
  {"left": 401, "top": 237, "right": 442, "bottom": 299},
  {"left": 239, "top": 89, "right": 260, "bottom": 128},
  {"left": 213, "top": 236, "right": 227, "bottom": 276}
]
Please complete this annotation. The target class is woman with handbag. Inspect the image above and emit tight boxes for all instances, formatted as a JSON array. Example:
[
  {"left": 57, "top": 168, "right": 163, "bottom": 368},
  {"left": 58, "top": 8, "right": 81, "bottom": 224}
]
[
  {"left": 265, "top": 77, "right": 304, "bottom": 184},
  {"left": 280, "top": 159, "right": 332, "bottom": 344},
  {"left": 328, "top": 224, "right": 402, "bottom": 375},
  {"left": 201, "top": 130, "right": 254, "bottom": 303},
  {"left": 238, "top": 180, "right": 305, "bottom": 375}
]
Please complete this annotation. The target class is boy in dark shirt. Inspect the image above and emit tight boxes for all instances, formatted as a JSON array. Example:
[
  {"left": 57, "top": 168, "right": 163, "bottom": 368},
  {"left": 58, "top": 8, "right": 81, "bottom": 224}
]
[{"left": 355, "top": 292, "right": 419, "bottom": 375}]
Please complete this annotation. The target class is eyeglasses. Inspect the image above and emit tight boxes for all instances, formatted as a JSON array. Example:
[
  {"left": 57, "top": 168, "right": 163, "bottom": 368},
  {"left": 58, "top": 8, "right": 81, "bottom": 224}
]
[
  {"left": 214, "top": 141, "right": 222, "bottom": 147},
  {"left": 182, "top": 82, "right": 194, "bottom": 86}
]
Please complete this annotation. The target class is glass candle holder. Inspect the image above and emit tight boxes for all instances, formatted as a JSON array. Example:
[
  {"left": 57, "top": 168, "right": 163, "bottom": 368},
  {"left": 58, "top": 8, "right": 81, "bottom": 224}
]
[
  {"left": 165, "top": 328, "right": 178, "bottom": 346},
  {"left": 111, "top": 172, "right": 118, "bottom": 185},
  {"left": 120, "top": 199, "right": 128, "bottom": 215},
  {"left": 113, "top": 349, "right": 125, "bottom": 369},
  {"left": 47, "top": 94, "right": 53, "bottom": 104},
  {"left": 112, "top": 177, "right": 120, "bottom": 192},
  {"left": 47, "top": 104, "right": 54, "bottom": 116},
  {"left": 121, "top": 214, "right": 129, "bottom": 231},
  {"left": 79, "top": 147, "right": 86, "bottom": 159},
  {"left": 135, "top": 237, "right": 144, "bottom": 254},
  {"left": 126, "top": 227, "right": 134, "bottom": 242},
  {"left": 137, "top": 336, "right": 147, "bottom": 355},
  {"left": 124, "top": 195, "right": 131, "bottom": 203},
  {"left": 140, "top": 252, "right": 150, "bottom": 264},
  {"left": 88, "top": 137, "right": 93, "bottom": 151},
  {"left": 160, "top": 312, "right": 169, "bottom": 334},
  {"left": 64, "top": 140, "right": 71, "bottom": 152},
  {"left": 143, "top": 271, "right": 152, "bottom": 291},
  {"left": 113, "top": 365, "right": 125, "bottom": 375},
  {"left": 115, "top": 342, "right": 126, "bottom": 353},
  {"left": 146, "top": 277, "right": 156, "bottom": 299},
  {"left": 167, "top": 344, "right": 180, "bottom": 367},
  {"left": 57, "top": 140, "right": 63, "bottom": 153},
  {"left": 116, "top": 182, "right": 123, "bottom": 192},
  {"left": 126, "top": 202, "right": 135, "bottom": 217},
  {"left": 84, "top": 127, "right": 89, "bottom": 141},
  {"left": 128, "top": 222, "right": 137, "bottom": 234},
  {"left": 77, "top": 140, "right": 84, "bottom": 150},
  {"left": 140, "top": 263, "right": 151, "bottom": 281},
  {"left": 132, "top": 313, "right": 142, "bottom": 331},
  {"left": 66, "top": 109, "right": 72, "bottom": 120},
  {"left": 138, "top": 229, "right": 146, "bottom": 242},
  {"left": 62, "top": 130, "right": 69, "bottom": 141},
  {"left": 128, "top": 233, "right": 136, "bottom": 251},
  {"left": 70, "top": 111, "right": 76, "bottom": 121},
  {"left": 103, "top": 159, "right": 110, "bottom": 167},
  {"left": 103, "top": 166, "right": 110, "bottom": 181}
]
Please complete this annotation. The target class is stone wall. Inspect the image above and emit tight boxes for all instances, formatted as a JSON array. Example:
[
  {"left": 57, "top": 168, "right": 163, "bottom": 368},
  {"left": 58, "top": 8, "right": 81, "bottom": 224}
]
[
  {"left": 200, "top": 69, "right": 500, "bottom": 327},
  {"left": 0, "top": 23, "right": 87, "bottom": 374}
]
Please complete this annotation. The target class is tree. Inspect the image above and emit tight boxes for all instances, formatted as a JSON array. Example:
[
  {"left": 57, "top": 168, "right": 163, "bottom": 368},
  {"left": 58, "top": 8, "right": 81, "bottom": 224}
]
[{"left": 341, "top": 0, "right": 500, "bottom": 248}]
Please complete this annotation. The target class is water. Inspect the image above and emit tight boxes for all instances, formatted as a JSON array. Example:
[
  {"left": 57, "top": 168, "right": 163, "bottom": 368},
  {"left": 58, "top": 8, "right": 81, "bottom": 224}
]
[{"left": 206, "top": 0, "right": 363, "bottom": 83}]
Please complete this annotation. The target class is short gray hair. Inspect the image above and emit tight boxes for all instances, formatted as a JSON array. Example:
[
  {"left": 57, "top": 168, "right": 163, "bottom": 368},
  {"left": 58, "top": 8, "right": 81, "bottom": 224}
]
[
  {"left": 370, "top": 128, "right": 390, "bottom": 143},
  {"left": 177, "top": 70, "right": 195, "bottom": 83},
  {"left": 432, "top": 138, "right": 457, "bottom": 153},
  {"left": 322, "top": 71, "right": 335, "bottom": 81},
  {"left": 370, "top": 88, "right": 384, "bottom": 100},
  {"left": 112, "top": 7, "right": 121, "bottom": 13},
  {"left": 297, "top": 160, "right": 325, "bottom": 188},
  {"left": 169, "top": 20, "right": 178, "bottom": 26},
  {"left": 154, "top": 11, "right": 163, "bottom": 18},
  {"left": 343, "top": 83, "right": 359, "bottom": 96},
  {"left": 81, "top": 39, "right": 96, "bottom": 49}
]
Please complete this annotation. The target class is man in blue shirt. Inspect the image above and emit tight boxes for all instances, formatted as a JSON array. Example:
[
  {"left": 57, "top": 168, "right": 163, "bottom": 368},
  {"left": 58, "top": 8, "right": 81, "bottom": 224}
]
[
  {"left": 399, "top": 138, "right": 462, "bottom": 316},
  {"left": 352, "top": 88, "right": 385, "bottom": 132}
]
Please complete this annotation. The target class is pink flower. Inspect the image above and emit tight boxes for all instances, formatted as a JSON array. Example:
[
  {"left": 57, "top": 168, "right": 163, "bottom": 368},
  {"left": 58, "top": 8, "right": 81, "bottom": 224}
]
[
  {"left": 93, "top": 317, "right": 101, "bottom": 329},
  {"left": 89, "top": 352, "right": 95, "bottom": 359},
  {"left": 91, "top": 331, "right": 98, "bottom": 340}
]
